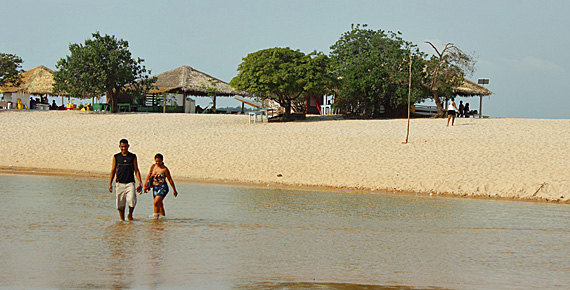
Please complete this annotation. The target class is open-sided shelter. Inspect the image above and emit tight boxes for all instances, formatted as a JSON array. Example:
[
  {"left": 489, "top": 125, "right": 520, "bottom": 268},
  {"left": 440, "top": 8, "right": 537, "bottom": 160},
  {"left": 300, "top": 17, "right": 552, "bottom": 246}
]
[
  {"left": 0, "top": 65, "right": 55, "bottom": 95},
  {"left": 149, "top": 65, "right": 246, "bottom": 111},
  {"left": 0, "top": 65, "right": 59, "bottom": 109},
  {"left": 453, "top": 78, "right": 493, "bottom": 117}
]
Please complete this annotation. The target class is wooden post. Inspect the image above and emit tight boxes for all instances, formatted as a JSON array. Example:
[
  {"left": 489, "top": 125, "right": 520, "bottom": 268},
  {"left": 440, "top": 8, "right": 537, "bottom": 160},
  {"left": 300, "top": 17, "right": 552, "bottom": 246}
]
[
  {"left": 479, "top": 95, "right": 483, "bottom": 118},
  {"left": 183, "top": 91, "right": 187, "bottom": 113},
  {"left": 404, "top": 51, "right": 412, "bottom": 144}
]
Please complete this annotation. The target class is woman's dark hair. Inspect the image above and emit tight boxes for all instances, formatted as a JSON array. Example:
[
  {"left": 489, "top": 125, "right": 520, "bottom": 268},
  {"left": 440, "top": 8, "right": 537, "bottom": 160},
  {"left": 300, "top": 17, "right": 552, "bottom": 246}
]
[{"left": 154, "top": 153, "right": 163, "bottom": 160}]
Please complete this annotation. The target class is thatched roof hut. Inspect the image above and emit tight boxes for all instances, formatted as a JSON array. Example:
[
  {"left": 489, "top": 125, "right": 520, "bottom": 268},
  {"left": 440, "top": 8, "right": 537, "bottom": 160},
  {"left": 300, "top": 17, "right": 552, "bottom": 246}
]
[
  {"left": 453, "top": 78, "right": 493, "bottom": 97},
  {"left": 150, "top": 65, "right": 245, "bottom": 96},
  {"left": 0, "top": 65, "right": 56, "bottom": 95},
  {"left": 453, "top": 78, "right": 493, "bottom": 117}
]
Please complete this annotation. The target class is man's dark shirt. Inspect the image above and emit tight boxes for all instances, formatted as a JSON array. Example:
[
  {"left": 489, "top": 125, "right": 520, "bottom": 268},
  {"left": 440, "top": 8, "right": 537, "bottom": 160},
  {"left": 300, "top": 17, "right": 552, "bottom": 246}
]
[{"left": 114, "top": 152, "right": 136, "bottom": 183}]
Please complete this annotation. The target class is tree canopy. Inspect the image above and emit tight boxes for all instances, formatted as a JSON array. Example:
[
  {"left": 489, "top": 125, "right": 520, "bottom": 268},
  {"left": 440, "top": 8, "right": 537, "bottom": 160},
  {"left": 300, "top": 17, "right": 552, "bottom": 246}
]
[
  {"left": 0, "top": 52, "right": 24, "bottom": 88},
  {"left": 422, "top": 42, "right": 477, "bottom": 117},
  {"left": 329, "top": 24, "right": 429, "bottom": 117},
  {"left": 53, "top": 32, "right": 155, "bottom": 112},
  {"left": 230, "top": 47, "right": 335, "bottom": 119}
]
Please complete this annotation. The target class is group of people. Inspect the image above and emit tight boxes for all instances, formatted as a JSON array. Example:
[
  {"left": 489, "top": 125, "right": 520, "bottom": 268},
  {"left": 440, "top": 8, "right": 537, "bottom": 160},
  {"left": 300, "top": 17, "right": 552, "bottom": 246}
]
[
  {"left": 446, "top": 98, "right": 473, "bottom": 126},
  {"left": 28, "top": 96, "right": 49, "bottom": 110},
  {"left": 109, "top": 139, "right": 178, "bottom": 221}
]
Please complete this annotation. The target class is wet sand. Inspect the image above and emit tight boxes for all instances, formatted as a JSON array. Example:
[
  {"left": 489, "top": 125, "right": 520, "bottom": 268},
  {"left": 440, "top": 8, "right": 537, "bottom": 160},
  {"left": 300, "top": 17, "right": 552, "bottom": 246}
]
[{"left": 0, "top": 110, "right": 568, "bottom": 202}]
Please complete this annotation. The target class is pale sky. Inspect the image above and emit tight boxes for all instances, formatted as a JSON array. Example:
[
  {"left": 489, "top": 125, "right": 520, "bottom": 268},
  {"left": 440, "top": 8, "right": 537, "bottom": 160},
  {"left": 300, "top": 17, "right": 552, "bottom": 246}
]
[{"left": 2, "top": 0, "right": 569, "bottom": 118}]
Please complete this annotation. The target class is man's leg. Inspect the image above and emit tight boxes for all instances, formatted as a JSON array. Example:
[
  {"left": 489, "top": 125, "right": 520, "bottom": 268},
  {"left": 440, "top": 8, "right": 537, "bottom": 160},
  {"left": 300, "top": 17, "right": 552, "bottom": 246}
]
[
  {"left": 128, "top": 207, "right": 135, "bottom": 221},
  {"left": 116, "top": 183, "right": 127, "bottom": 221},
  {"left": 118, "top": 208, "right": 126, "bottom": 221},
  {"left": 126, "top": 182, "right": 137, "bottom": 221}
]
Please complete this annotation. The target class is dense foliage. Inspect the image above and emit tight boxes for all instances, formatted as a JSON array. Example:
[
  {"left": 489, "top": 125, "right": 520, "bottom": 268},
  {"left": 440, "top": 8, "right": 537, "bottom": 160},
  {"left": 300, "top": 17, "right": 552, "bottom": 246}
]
[
  {"left": 53, "top": 32, "right": 155, "bottom": 112},
  {"left": 0, "top": 52, "right": 24, "bottom": 88},
  {"left": 329, "top": 25, "right": 429, "bottom": 117},
  {"left": 230, "top": 47, "right": 335, "bottom": 119}
]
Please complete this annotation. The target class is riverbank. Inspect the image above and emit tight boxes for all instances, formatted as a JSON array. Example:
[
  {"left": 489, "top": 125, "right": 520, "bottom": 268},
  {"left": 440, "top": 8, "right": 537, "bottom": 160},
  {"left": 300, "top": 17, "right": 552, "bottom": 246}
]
[{"left": 1, "top": 110, "right": 568, "bottom": 203}]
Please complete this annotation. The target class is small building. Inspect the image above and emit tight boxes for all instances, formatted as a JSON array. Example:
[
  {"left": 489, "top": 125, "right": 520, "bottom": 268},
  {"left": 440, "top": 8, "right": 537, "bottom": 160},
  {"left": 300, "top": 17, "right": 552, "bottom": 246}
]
[
  {"left": 0, "top": 66, "right": 57, "bottom": 110},
  {"left": 145, "top": 65, "right": 247, "bottom": 113}
]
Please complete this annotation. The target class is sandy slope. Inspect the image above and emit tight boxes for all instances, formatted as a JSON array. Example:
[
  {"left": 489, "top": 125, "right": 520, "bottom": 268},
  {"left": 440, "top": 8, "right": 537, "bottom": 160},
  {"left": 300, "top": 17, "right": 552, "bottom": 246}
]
[{"left": 1, "top": 110, "right": 568, "bottom": 202}]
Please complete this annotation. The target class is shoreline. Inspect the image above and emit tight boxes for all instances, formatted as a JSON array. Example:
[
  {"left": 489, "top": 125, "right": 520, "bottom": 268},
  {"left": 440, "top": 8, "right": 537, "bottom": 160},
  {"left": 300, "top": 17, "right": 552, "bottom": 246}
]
[
  {"left": 1, "top": 165, "right": 565, "bottom": 204},
  {"left": 1, "top": 110, "right": 568, "bottom": 204}
]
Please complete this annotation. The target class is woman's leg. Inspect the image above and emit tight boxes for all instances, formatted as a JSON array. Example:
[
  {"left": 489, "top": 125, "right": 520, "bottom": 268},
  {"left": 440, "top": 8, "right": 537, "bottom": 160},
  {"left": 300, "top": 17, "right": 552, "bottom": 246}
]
[
  {"left": 153, "top": 196, "right": 164, "bottom": 219},
  {"left": 159, "top": 199, "right": 166, "bottom": 216}
]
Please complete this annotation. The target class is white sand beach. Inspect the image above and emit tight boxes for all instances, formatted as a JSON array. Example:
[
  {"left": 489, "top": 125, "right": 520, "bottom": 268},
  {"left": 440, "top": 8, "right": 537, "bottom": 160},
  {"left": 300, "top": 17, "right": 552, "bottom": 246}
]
[{"left": 0, "top": 110, "right": 568, "bottom": 202}]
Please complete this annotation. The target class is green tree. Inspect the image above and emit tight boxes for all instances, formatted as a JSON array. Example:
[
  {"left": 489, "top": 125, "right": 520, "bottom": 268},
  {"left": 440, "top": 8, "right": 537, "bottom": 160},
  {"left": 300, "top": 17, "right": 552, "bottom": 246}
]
[
  {"left": 296, "top": 52, "right": 337, "bottom": 113},
  {"left": 53, "top": 32, "right": 156, "bottom": 113},
  {"left": 422, "top": 41, "right": 477, "bottom": 117},
  {"left": 202, "top": 79, "right": 220, "bottom": 113},
  {"left": 330, "top": 24, "right": 428, "bottom": 117},
  {"left": 157, "top": 93, "right": 177, "bottom": 113},
  {"left": 0, "top": 52, "right": 24, "bottom": 88},
  {"left": 230, "top": 47, "right": 335, "bottom": 120}
]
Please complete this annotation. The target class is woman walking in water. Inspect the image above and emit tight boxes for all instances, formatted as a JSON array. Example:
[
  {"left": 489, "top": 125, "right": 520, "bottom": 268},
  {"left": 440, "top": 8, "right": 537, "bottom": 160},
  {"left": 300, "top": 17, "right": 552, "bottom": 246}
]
[{"left": 144, "top": 153, "right": 178, "bottom": 219}]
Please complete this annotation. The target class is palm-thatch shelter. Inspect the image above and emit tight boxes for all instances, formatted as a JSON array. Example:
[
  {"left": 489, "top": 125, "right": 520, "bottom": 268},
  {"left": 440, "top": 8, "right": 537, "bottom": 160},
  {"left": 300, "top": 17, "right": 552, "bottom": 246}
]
[
  {"left": 0, "top": 65, "right": 56, "bottom": 95},
  {"left": 453, "top": 78, "right": 492, "bottom": 97},
  {"left": 453, "top": 78, "right": 493, "bottom": 117},
  {"left": 0, "top": 65, "right": 58, "bottom": 109},
  {"left": 149, "top": 65, "right": 246, "bottom": 111}
]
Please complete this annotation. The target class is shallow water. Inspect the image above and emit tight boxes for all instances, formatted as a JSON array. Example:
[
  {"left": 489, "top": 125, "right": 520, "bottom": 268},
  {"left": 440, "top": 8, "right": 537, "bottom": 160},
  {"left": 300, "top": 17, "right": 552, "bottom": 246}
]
[{"left": 0, "top": 174, "right": 569, "bottom": 290}]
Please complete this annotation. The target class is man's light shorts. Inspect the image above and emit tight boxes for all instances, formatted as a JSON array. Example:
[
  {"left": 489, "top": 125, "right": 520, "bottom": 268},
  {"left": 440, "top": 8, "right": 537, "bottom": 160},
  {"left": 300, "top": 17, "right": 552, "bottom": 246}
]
[{"left": 116, "top": 182, "right": 137, "bottom": 210}]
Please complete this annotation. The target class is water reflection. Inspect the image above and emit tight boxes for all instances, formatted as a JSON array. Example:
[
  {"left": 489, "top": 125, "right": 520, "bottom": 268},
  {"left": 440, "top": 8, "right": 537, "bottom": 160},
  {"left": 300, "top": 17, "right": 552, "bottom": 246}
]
[
  {"left": 104, "top": 220, "right": 172, "bottom": 289},
  {"left": 146, "top": 221, "right": 167, "bottom": 289},
  {"left": 0, "top": 174, "right": 569, "bottom": 290},
  {"left": 105, "top": 222, "right": 137, "bottom": 290}
]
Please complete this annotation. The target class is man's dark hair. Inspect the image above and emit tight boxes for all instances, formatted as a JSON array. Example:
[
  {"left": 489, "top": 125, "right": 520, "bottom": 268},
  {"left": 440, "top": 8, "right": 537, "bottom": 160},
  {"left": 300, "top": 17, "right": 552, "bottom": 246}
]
[{"left": 119, "top": 139, "right": 129, "bottom": 145}]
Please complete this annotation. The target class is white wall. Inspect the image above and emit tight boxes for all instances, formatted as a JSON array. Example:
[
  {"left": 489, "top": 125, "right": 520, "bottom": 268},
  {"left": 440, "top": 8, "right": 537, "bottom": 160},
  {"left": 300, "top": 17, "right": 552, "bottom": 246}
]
[{"left": 1, "top": 92, "right": 30, "bottom": 109}]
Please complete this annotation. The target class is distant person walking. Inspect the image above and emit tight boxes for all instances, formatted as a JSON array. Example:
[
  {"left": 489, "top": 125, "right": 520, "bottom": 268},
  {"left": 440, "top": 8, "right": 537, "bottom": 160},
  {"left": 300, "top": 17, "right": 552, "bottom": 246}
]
[
  {"left": 144, "top": 153, "right": 178, "bottom": 219},
  {"left": 109, "top": 139, "right": 143, "bottom": 221},
  {"left": 447, "top": 98, "right": 460, "bottom": 126}
]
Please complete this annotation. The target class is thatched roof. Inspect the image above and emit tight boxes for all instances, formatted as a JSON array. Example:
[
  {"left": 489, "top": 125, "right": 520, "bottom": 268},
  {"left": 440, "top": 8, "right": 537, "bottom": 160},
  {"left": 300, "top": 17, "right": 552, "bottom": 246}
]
[
  {"left": 454, "top": 78, "right": 493, "bottom": 97},
  {"left": 149, "top": 65, "right": 245, "bottom": 96},
  {"left": 0, "top": 65, "right": 56, "bottom": 95}
]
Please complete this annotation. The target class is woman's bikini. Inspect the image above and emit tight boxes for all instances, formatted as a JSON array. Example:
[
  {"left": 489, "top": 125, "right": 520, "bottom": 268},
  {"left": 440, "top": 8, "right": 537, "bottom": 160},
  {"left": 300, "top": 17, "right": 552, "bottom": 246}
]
[
  {"left": 152, "top": 172, "right": 169, "bottom": 198},
  {"left": 153, "top": 173, "right": 166, "bottom": 185}
]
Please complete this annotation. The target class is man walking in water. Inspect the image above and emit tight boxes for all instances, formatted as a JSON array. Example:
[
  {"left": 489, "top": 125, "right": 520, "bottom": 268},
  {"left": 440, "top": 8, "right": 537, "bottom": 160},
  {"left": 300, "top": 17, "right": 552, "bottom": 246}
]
[{"left": 109, "top": 139, "right": 143, "bottom": 221}]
